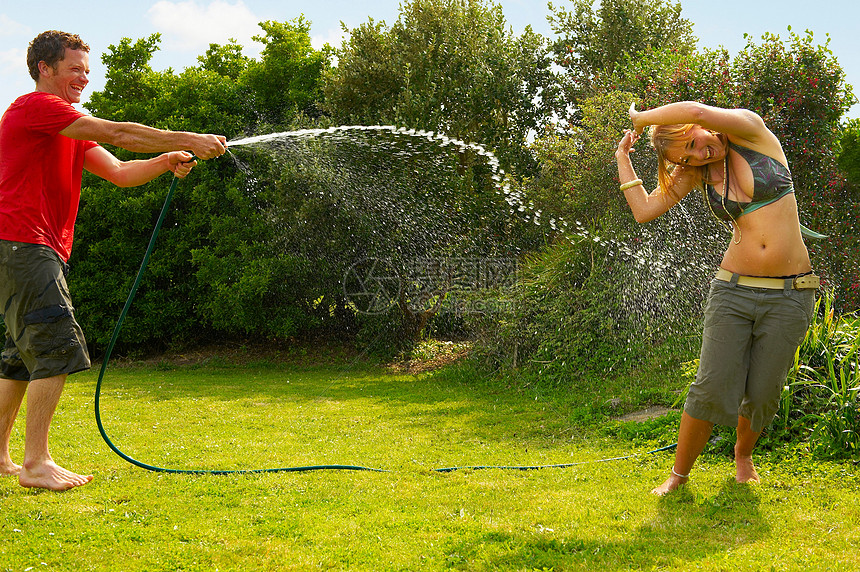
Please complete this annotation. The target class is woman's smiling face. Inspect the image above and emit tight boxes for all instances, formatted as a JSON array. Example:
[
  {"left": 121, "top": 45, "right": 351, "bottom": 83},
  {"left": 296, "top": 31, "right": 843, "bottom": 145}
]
[{"left": 664, "top": 125, "right": 727, "bottom": 167}]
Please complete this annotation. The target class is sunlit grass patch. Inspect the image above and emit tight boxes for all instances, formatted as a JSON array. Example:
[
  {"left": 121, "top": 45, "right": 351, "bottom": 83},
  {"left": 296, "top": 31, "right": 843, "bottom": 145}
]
[{"left": 1, "top": 359, "right": 857, "bottom": 571}]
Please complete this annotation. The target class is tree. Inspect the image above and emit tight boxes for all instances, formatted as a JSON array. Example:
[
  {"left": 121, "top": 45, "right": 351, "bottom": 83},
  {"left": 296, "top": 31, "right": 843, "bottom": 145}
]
[
  {"left": 73, "top": 22, "right": 334, "bottom": 352},
  {"left": 198, "top": 40, "right": 250, "bottom": 80},
  {"left": 548, "top": 0, "right": 696, "bottom": 115},
  {"left": 838, "top": 119, "right": 860, "bottom": 186},
  {"left": 242, "top": 19, "right": 332, "bottom": 129},
  {"left": 323, "top": 0, "right": 559, "bottom": 175}
]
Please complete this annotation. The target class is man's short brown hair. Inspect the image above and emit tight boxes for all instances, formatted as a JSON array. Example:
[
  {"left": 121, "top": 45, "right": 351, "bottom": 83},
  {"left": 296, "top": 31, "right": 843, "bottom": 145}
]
[{"left": 27, "top": 31, "right": 90, "bottom": 82}]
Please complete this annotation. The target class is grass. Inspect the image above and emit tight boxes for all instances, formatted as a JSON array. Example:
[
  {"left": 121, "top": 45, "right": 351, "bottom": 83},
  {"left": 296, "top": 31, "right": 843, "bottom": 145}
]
[{"left": 1, "top": 352, "right": 859, "bottom": 571}]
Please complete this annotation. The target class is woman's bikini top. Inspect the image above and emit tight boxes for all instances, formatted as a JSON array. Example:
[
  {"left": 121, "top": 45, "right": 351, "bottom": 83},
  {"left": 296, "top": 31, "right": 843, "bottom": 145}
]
[{"left": 705, "top": 141, "right": 794, "bottom": 222}]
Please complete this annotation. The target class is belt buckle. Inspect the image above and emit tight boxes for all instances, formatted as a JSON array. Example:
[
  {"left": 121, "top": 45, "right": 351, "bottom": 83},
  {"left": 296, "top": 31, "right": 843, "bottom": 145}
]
[{"left": 793, "top": 274, "right": 820, "bottom": 289}]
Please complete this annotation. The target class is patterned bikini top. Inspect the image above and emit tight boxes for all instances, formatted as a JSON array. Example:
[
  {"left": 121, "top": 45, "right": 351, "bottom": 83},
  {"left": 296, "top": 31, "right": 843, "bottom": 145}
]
[{"left": 705, "top": 141, "right": 794, "bottom": 222}]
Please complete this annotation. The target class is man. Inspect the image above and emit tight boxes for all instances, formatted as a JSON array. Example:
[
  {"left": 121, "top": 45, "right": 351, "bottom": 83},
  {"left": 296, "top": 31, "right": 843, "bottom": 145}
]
[{"left": 0, "top": 30, "right": 227, "bottom": 491}]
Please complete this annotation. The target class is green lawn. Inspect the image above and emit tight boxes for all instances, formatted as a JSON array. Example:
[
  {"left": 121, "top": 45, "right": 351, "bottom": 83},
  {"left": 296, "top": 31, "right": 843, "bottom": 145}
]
[{"left": 1, "top": 356, "right": 858, "bottom": 571}]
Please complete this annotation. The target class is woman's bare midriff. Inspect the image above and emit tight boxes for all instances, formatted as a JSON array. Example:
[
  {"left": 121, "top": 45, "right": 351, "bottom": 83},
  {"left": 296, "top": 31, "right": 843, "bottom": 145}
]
[{"left": 718, "top": 194, "right": 813, "bottom": 277}]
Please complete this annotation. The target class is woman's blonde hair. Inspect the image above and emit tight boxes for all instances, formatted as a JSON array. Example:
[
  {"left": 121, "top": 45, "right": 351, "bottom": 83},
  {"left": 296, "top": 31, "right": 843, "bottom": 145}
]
[{"left": 649, "top": 123, "right": 709, "bottom": 200}]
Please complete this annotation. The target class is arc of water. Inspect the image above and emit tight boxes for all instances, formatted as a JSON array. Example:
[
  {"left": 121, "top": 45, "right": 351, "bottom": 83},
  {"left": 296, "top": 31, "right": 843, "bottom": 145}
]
[{"left": 228, "top": 125, "right": 717, "bottom": 286}]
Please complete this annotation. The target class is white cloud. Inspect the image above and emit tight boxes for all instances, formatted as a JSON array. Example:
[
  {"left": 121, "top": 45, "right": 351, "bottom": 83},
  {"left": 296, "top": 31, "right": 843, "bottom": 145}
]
[
  {"left": 1, "top": 48, "right": 33, "bottom": 108},
  {"left": 147, "top": 0, "right": 262, "bottom": 52},
  {"left": 311, "top": 27, "right": 349, "bottom": 51},
  {"left": 0, "top": 48, "right": 26, "bottom": 73},
  {"left": 0, "top": 15, "right": 31, "bottom": 38}
]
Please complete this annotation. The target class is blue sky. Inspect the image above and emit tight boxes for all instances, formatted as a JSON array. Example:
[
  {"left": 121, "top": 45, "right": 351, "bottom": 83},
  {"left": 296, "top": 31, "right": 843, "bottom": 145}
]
[{"left": 1, "top": 0, "right": 857, "bottom": 118}]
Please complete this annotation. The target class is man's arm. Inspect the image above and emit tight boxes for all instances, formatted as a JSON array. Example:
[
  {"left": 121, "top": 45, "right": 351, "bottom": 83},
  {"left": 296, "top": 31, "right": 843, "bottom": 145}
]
[
  {"left": 61, "top": 115, "right": 227, "bottom": 160},
  {"left": 84, "top": 146, "right": 197, "bottom": 188}
]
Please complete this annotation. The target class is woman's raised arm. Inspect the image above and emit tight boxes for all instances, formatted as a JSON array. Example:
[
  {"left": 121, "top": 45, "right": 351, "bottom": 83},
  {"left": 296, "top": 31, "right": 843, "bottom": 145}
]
[{"left": 630, "top": 101, "right": 766, "bottom": 143}]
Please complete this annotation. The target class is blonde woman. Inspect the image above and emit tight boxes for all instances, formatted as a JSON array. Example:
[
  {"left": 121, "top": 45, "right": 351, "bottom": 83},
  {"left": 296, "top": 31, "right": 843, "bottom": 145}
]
[{"left": 615, "top": 101, "right": 817, "bottom": 495}]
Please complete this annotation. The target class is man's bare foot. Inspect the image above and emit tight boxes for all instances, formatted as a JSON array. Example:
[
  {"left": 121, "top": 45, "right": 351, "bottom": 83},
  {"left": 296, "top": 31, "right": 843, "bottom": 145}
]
[
  {"left": 735, "top": 455, "right": 760, "bottom": 484},
  {"left": 18, "top": 460, "right": 93, "bottom": 491},
  {"left": 1, "top": 459, "right": 22, "bottom": 476},
  {"left": 651, "top": 471, "right": 689, "bottom": 496}
]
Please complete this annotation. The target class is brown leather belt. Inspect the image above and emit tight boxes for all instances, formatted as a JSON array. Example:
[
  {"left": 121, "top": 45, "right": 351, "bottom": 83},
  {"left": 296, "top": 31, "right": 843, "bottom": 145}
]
[{"left": 715, "top": 268, "right": 820, "bottom": 290}]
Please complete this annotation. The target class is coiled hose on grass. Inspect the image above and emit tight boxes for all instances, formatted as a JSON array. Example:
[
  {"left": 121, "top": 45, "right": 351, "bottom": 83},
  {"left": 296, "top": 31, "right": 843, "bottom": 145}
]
[
  {"left": 94, "top": 170, "right": 385, "bottom": 474},
  {"left": 94, "top": 167, "right": 677, "bottom": 475}
]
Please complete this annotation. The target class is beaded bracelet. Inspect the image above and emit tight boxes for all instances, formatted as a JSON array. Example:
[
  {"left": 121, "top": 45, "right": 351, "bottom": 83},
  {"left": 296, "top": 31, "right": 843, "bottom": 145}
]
[{"left": 619, "top": 178, "right": 643, "bottom": 191}]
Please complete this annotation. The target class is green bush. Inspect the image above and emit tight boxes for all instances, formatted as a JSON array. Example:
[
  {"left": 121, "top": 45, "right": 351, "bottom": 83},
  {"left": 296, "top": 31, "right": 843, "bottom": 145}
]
[
  {"left": 838, "top": 119, "right": 860, "bottom": 186},
  {"left": 675, "top": 291, "right": 860, "bottom": 460},
  {"left": 472, "top": 226, "right": 705, "bottom": 387},
  {"left": 783, "top": 292, "right": 860, "bottom": 459},
  {"left": 480, "top": 20, "right": 858, "bottom": 389}
]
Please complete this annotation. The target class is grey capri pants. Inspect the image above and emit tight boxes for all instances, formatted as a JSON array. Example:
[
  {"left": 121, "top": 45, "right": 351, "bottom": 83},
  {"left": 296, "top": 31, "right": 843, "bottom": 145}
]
[{"left": 685, "top": 275, "right": 815, "bottom": 433}]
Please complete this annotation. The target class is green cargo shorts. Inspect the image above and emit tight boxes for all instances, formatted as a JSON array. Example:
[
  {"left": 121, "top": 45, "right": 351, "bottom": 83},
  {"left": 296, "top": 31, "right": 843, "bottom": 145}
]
[
  {"left": 0, "top": 240, "right": 91, "bottom": 382},
  {"left": 685, "top": 276, "right": 815, "bottom": 433}
]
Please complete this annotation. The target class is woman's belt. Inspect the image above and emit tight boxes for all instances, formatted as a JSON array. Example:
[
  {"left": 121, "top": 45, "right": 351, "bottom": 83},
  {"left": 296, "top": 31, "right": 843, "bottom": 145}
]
[{"left": 715, "top": 268, "right": 820, "bottom": 290}]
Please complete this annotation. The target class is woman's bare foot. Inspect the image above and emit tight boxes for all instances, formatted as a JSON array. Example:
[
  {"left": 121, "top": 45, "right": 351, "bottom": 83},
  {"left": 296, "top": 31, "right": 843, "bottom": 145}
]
[
  {"left": 18, "top": 459, "right": 92, "bottom": 491},
  {"left": 651, "top": 471, "right": 689, "bottom": 495},
  {"left": 735, "top": 455, "right": 760, "bottom": 484}
]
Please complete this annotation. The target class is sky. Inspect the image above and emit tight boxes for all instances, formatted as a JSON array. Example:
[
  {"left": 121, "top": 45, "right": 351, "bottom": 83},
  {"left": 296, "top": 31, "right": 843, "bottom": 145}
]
[{"left": 1, "top": 0, "right": 858, "bottom": 119}]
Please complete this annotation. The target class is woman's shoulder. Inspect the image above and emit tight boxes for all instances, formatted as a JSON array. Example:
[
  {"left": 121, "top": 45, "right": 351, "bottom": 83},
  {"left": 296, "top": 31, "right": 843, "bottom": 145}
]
[{"left": 726, "top": 124, "right": 787, "bottom": 166}]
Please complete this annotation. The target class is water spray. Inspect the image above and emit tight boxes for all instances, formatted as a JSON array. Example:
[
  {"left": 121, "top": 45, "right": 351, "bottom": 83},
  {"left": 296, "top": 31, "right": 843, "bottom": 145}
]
[
  {"left": 94, "top": 131, "right": 682, "bottom": 476},
  {"left": 93, "top": 154, "right": 385, "bottom": 474}
]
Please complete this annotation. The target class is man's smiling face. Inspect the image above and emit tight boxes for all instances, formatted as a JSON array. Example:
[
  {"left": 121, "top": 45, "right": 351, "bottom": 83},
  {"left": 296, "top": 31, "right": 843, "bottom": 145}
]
[{"left": 38, "top": 48, "right": 90, "bottom": 104}]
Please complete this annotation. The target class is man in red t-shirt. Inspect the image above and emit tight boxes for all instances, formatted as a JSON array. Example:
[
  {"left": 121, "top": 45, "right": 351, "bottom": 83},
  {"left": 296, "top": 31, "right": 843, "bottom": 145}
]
[{"left": 0, "top": 31, "right": 227, "bottom": 491}]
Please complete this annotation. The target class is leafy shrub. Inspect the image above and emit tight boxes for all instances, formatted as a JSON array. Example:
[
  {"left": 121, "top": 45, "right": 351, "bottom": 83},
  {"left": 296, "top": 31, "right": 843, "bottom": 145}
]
[
  {"left": 675, "top": 291, "right": 860, "bottom": 459},
  {"left": 482, "top": 22, "right": 858, "bottom": 391},
  {"left": 783, "top": 292, "right": 860, "bottom": 459}
]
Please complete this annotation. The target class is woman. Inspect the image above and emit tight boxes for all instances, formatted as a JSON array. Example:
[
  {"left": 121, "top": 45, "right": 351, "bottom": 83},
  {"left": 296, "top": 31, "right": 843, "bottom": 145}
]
[{"left": 615, "top": 101, "right": 817, "bottom": 495}]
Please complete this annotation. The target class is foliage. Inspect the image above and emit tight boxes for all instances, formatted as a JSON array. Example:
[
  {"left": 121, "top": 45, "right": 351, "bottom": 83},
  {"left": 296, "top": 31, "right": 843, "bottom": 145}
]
[
  {"left": 74, "top": 22, "right": 332, "bottom": 352},
  {"left": 547, "top": 0, "right": 696, "bottom": 115},
  {"left": 517, "top": 90, "right": 637, "bottom": 226},
  {"left": 227, "top": 127, "right": 523, "bottom": 352},
  {"left": 470, "top": 224, "right": 705, "bottom": 389},
  {"left": 322, "top": 0, "right": 560, "bottom": 175},
  {"left": 834, "top": 121, "right": 860, "bottom": 304},
  {"left": 242, "top": 19, "right": 332, "bottom": 127},
  {"left": 838, "top": 118, "right": 860, "bottom": 185}
]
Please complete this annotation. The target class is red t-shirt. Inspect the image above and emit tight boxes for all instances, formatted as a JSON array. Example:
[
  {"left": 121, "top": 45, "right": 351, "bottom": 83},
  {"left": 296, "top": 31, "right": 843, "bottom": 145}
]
[{"left": 0, "top": 92, "right": 99, "bottom": 262}]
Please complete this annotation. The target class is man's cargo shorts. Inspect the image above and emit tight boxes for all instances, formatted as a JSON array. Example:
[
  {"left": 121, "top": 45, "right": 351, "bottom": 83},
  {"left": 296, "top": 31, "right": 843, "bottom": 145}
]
[{"left": 0, "top": 240, "right": 91, "bottom": 381}]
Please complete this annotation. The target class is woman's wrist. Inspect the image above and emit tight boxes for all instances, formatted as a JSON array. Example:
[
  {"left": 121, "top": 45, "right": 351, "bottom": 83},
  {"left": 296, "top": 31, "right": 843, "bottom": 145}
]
[
  {"left": 619, "top": 178, "right": 643, "bottom": 191},
  {"left": 615, "top": 149, "right": 632, "bottom": 162}
]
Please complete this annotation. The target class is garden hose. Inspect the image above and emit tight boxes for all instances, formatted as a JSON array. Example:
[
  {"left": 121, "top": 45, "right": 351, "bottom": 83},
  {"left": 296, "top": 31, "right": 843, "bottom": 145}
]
[
  {"left": 432, "top": 443, "right": 677, "bottom": 473},
  {"left": 94, "top": 162, "right": 385, "bottom": 474},
  {"left": 93, "top": 157, "right": 678, "bottom": 477}
]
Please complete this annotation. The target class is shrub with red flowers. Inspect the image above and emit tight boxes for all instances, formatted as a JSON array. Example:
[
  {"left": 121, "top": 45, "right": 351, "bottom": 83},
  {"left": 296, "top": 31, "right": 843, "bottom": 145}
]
[
  {"left": 492, "top": 17, "right": 859, "bottom": 382},
  {"left": 597, "top": 29, "right": 859, "bottom": 308}
]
